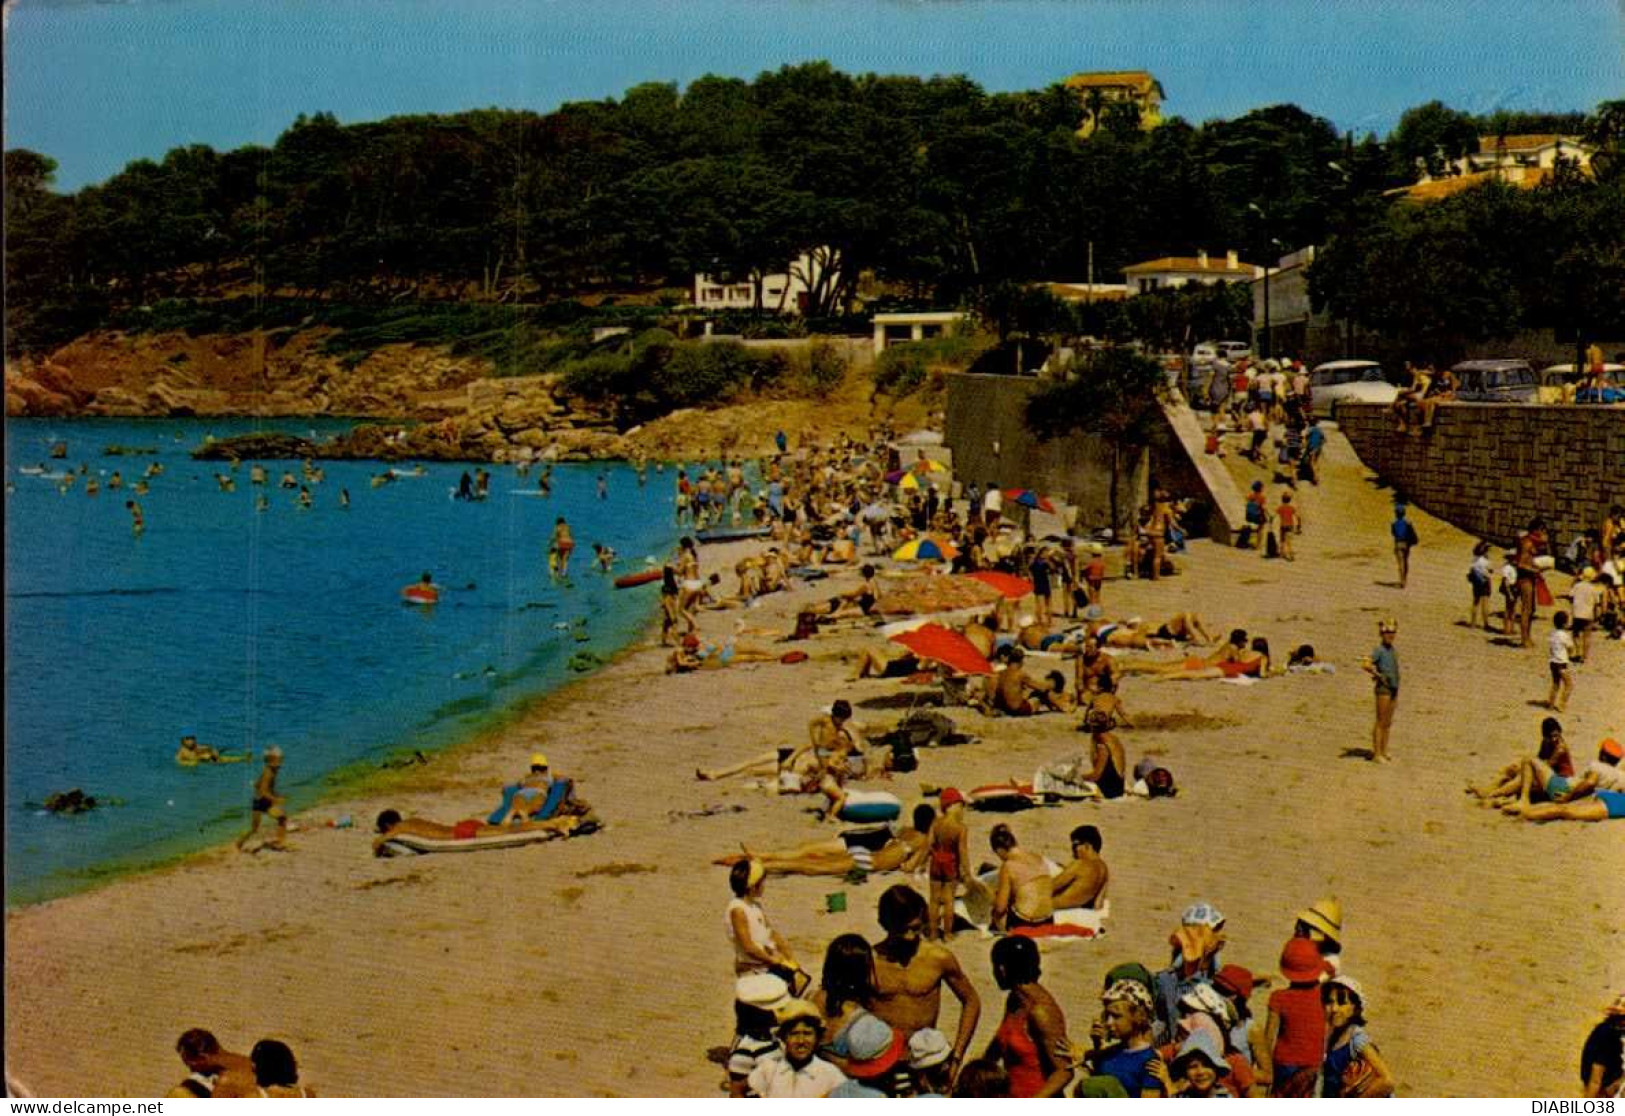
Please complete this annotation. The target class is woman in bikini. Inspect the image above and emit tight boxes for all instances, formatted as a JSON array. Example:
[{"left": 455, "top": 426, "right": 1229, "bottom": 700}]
[
  {"left": 712, "top": 804, "right": 933, "bottom": 879},
  {"left": 985, "top": 936, "right": 1073, "bottom": 1097},
  {"left": 1146, "top": 637, "right": 1271, "bottom": 683}
]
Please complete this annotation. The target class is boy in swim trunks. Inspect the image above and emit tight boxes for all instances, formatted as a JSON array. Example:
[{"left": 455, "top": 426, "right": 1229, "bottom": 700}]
[
  {"left": 926, "top": 790, "right": 971, "bottom": 940},
  {"left": 235, "top": 747, "right": 288, "bottom": 852}
]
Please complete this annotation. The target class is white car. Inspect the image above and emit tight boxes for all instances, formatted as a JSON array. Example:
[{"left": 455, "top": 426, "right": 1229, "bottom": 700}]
[
  {"left": 1191, "top": 342, "right": 1219, "bottom": 366},
  {"left": 1309, "top": 360, "right": 1397, "bottom": 412},
  {"left": 1217, "top": 340, "right": 1251, "bottom": 362}
]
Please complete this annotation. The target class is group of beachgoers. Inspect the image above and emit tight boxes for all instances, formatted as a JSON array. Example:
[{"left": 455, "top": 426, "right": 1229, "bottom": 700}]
[
  {"left": 719, "top": 868, "right": 1400, "bottom": 1099},
  {"left": 166, "top": 1030, "right": 315, "bottom": 1098}
]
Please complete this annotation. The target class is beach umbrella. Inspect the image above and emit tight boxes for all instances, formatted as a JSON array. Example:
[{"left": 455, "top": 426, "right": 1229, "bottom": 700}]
[
  {"left": 895, "top": 472, "right": 924, "bottom": 491},
  {"left": 889, "top": 623, "right": 994, "bottom": 676},
  {"left": 912, "top": 458, "right": 948, "bottom": 474},
  {"left": 884, "top": 469, "right": 908, "bottom": 484},
  {"left": 893, "top": 537, "right": 958, "bottom": 562},
  {"left": 963, "top": 571, "right": 1034, "bottom": 599},
  {"left": 1002, "top": 488, "right": 1056, "bottom": 512}
]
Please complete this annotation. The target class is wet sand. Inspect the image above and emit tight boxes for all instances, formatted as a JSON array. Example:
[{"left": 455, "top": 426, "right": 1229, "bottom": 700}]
[{"left": 5, "top": 428, "right": 1622, "bottom": 1097}]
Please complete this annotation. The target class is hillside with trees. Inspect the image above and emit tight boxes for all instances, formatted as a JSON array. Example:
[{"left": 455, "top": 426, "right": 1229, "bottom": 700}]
[{"left": 5, "top": 67, "right": 1623, "bottom": 379}]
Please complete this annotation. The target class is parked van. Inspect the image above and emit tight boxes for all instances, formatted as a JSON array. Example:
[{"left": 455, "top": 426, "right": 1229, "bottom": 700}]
[
  {"left": 1538, "top": 363, "right": 1625, "bottom": 404},
  {"left": 1450, "top": 359, "right": 1536, "bottom": 403}
]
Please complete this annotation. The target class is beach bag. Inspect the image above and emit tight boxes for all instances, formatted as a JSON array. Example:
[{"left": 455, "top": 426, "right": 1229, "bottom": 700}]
[
  {"left": 1265, "top": 530, "right": 1281, "bottom": 559},
  {"left": 1535, "top": 575, "right": 1554, "bottom": 608}
]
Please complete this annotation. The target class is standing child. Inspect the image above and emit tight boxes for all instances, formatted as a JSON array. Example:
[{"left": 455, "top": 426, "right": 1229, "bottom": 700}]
[
  {"left": 926, "top": 789, "right": 971, "bottom": 941},
  {"left": 1467, "top": 541, "right": 1494, "bottom": 630},
  {"left": 1546, "top": 612, "right": 1576, "bottom": 713},
  {"left": 1257, "top": 938, "right": 1327, "bottom": 1096},
  {"left": 1360, "top": 619, "right": 1400, "bottom": 764},
  {"left": 1083, "top": 545, "right": 1107, "bottom": 608},
  {"left": 1320, "top": 976, "right": 1395, "bottom": 1097},
  {"left": 726, "top": 974, "right": 791, "bottom": 1097},
  {"left": 1499, "top": 551, "right": 1520, "bottom": 636},
  {"left": 1390, "top": 504, "right": 1419, "bottom": 588},
  {"left": 235, "top": 747, "right": 288, "bottom": 852},
  {"left": 1275, "top": 492, "right": 1299, "bottom": 562}
]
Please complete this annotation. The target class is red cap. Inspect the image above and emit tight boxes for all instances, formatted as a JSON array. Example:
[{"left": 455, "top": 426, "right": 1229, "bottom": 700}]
[
  {"left": 844, "top": 1027, "right": 907, "bottom": 1081},
  {"left": 1214, "top": 964, "right": 1256, "bottom": 1000},
  {"left": 939, "top": 788, "right": 965, "bottom": 808}
]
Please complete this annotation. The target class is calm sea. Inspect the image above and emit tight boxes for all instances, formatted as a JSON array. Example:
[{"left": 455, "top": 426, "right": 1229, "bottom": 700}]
[{"left": 4, "top": 418, "right": 682, "bottom": 904}]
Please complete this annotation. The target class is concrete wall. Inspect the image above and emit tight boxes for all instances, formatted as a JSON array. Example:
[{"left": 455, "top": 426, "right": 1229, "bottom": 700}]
[
  {"left": 943, "top": 373, "right": 1241, "bottom": 540},
  {"left": 1336, "top": 402, "right": 1625, "bottom": 546}
]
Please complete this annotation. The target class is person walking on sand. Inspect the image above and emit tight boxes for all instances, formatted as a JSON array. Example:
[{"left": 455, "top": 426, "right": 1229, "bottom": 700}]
[
  {"left": 1275, "top": 492, "right": 1298, "bottom": 561},
  {"left": 236, "top": 747, "right": 288, "bottom": 852},
  {"left": 925, "top": 790, "right": 972, "bottom": 941},
  {"left": 1546, "top": 611, "right": 1577, "bottom": 712},
  {"left": 1467, "top": 540, "right": 1494, "bottom": 630},
  {"left": 1359, "top": 619, "right": 1400, "bottom": 763},
  {"left": 549, "top": 515, "right": 574, "bottom": 579},
  {"left": 1389, "top": 504, "right": 1419, "bottom": 588}
]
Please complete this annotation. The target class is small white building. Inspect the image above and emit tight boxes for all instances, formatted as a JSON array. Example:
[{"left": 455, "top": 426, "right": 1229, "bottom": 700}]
[
  {"left": 692, "top": 248, "right": 841, "bottom": 315},
  {"left": 872, "top": 312, "right": 968, "bottom": 356},
  {"left": 1122, "top": 250, "right": 1260, "bottom": 294}
]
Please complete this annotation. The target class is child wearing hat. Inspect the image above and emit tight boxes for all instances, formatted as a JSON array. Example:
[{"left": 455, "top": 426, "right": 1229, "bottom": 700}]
[
  {"left": 1581, "top": 990, "right": 1625, "bottom": 1098},
  {"left": 1321, "top": 975, "right": 1395, "bottom": 1097},
  {"left": 746, "top": 1000, "right": 846, "bottom": 1098},
  {"left": 727, "top": 974, "right": 791, "bottom": 1096},
  {"left": 1258, "top": 938, "right": 1328, "bottom": 1096},
  {"left": 1086, "top": 979, "right": 1165, "bottom": 1097},
  {"left": 908, "top": 1029, "right": 955, "bottom": 1097},
  {"left": 926, "top": 789, "right": 971, "bottom": 941},
  {"left": 1293, "top": 897, "right": 1344, "bottom": 975},
  {"left": 1151, "top": 1030, "right": 1232, "bottom": 1097}
]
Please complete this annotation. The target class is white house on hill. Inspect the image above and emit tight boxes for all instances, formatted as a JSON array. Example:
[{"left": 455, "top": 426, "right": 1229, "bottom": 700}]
[
  {"left": 692, "top": 248, "right": 843, "bottom": 315},
  {"left": 1122, "top": 250, "right": 1260, "bottom": 294}
]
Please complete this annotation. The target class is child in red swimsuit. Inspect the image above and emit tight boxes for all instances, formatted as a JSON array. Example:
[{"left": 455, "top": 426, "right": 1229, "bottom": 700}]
[{"left": 926, "top": 789, "right": 970, "bottom": 940}]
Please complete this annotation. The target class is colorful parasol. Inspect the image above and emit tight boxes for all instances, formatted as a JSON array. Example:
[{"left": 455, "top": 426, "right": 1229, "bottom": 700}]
[
  {"left": 893, "top": 537, "right": 959, "bottom": 562},
  {"left": 1003, "top": 489, "right": 1056, "bottom": 513},
  {"left": 888, "top": 623, "right": 994, "bottom": 676}
]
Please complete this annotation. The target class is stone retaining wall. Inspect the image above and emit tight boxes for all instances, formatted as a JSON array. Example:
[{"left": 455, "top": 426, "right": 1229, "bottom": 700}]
[
  {"left": 1336, "top": 402, "right": 1625, "bottom": 545},
  {"left": 944, "top": 373, "right": 1240, "bottom": 541}
]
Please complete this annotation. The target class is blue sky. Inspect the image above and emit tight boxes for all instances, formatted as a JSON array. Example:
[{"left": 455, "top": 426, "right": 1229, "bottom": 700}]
[{"left": 4, "top": 0, "right": 1620, "bottom": 191}]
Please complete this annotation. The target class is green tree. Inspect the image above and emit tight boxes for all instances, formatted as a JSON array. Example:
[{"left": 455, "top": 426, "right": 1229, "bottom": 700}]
[
  {"left": 1387, "top": 101, "right": 1479, "bottom": 181},
  {"left": 1024, "top": 347, "right": 1169, "bottom": 532}
]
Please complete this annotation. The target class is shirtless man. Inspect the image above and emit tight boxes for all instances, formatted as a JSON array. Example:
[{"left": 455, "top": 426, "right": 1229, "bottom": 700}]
[
  {"left": 234, "top": 747, "right": 287, "bottom": 852},
  {"left": 984, "top": 648, "right": 1043, "bottom": 716},
  {"left": 1071, "top": 635, "right": 1118, "bottom": 696},
  {"left": 871, "top": 884, "right": 983, "bottom": 1077},
  {"left": 989, "top": 823, "right": 1053, "bottom": 930},
  {"left": 1051, "top": 825, "right": 1109, "bottom": 910},
  {"left": 371, "top": 807, "right": 585, "bottom": 855},
  {"left": 167, "top": 1029, "right": 257, "bottom": 1098}
]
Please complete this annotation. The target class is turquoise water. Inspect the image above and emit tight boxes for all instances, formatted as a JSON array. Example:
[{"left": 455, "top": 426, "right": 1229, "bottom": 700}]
[{"left": 4, "top": 418, "right": 681, "bottom": 904}]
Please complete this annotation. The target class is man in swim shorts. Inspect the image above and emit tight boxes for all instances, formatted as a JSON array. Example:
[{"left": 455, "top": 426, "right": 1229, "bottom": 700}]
[
  {"left": 235, "top": 747, "right": 287, "bottom": 852},
  {"left": 371, "top": 807, "right": 586, "bottom": 854},
  {"left": 1514, "top": 738, "right": 1625, "bottom": 823}
]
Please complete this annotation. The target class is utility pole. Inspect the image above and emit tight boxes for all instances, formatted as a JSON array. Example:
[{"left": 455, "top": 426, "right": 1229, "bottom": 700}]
[{"left": 1087, "top": 240, "right": 1094, "bottom": 304}]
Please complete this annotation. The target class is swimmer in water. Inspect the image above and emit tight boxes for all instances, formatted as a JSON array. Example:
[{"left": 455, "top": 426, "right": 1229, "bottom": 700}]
[
  {"left": 593, "top": 543, "right": 617, "bottom": 573},
  {"left": 597, "top": 474, "right": 608, "bottom": 500},
  {"left": 339, "top": 488, "right": 350, "bottom": 509},
  {"left": 126, "top": 499, "right": 144, "bottom": 535},
  {"left": 549, "top": 516, "right": 575, "bottom": 579},
  {"left": 297, "top": 485, "right": 313, "bottom": 510},
  {"left": 256, "top": 494, "right": 270, "bottom": 512},
  {"left": 539, "top": 465, "right": 554, "bottom": 497}
]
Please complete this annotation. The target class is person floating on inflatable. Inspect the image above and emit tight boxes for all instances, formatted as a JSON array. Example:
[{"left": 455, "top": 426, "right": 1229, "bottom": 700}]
[
  {"left": 175, "top": 734, "right": 252, "bottom": 766},
  {"left": 402, "top": 572, "right": 440, "bottom": 605}
]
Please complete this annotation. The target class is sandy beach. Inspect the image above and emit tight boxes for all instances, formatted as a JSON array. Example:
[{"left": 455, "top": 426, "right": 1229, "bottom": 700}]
[{"left": 5, "top": 426, "right": 1622, "bottom": 1098}]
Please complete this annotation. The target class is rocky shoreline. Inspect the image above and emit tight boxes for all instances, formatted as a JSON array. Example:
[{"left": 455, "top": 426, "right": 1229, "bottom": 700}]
[{"left": 8, "top": 328, "right": 925, "bottom": 462}]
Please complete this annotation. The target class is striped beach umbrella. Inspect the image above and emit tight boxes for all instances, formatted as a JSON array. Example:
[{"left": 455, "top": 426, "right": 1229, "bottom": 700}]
[{"left": 892, "top": 537, "right": 958, "bottom": 562}]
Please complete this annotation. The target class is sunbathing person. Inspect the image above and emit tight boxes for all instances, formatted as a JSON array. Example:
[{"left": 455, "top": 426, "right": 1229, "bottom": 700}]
[
  {"left": 827, "top": 564, "right": 881, "bottom": 620},
  {"left": 371, "top": 808, "right": 586, "bottom": 855},
  {"left": 851, "top": 647, "right": 924, "bottom": 680},
  {"left": 713, "top": 804, "right": 934, "bottom": 878},
  {"left": 1050, "top": 825, "right": 1109, "bottom": 910},
  {"left": 977, "top": 648, "right": 1048, "bottom": 716},
  {"left": 697, "top": 700, "right": 866, "bottom": 785},
  {"left": 1467, "top": 717, "right": 1572, "bottom": 805},
  {"left": 1150, "top": 612, "right": 1216, "bottom": 646},
  {"left": 666, "top": 632, "right": 783, "bottom": 673},
  {"left": 1510, "top": 738, "right": 1625, "bottom": 823},
  {"left": 1145, "top": 638, "right": 1271, "bottom": 683},
  {"left": 1117, "top": 629, "right": 1249, "bottom": 677}
]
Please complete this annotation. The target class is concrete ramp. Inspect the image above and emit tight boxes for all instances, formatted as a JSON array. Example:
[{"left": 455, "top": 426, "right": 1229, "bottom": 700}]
[{"left": 1156, "top": 397, "right": 1245, "bottom": 544}]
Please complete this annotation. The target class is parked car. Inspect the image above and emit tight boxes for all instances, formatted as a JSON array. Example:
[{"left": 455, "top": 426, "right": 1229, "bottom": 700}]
[
  {"left": 1538, "top": 363, "right": 1625, "bottom": 404},
  {"left": 1191, "top": 341, "right": 1219, "bottom": 366},
  {"left": 1451, "top": 359, "right": 1536, "bottom": 403},
  {"left": 1308, "top": 360, "right": 1397, "bottom": 412},
  {"left": 1217, "top": 340, "right": 1251, "bottom": 362}
]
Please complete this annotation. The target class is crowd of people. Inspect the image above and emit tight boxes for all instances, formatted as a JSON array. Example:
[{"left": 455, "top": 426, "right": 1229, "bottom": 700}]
[{"left": 719, "top": 878, "right": 1400, "bottom": 1098}]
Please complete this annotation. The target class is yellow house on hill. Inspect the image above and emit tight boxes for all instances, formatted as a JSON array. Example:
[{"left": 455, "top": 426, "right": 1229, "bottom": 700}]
[{"left": 1064, "top": 71, "right": 1165, "bottom": 136}]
